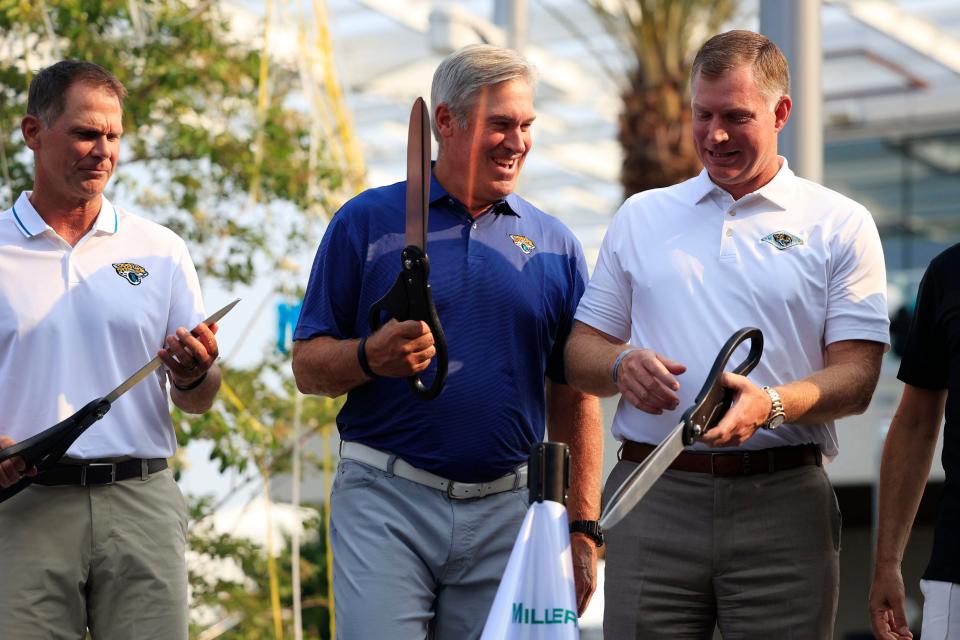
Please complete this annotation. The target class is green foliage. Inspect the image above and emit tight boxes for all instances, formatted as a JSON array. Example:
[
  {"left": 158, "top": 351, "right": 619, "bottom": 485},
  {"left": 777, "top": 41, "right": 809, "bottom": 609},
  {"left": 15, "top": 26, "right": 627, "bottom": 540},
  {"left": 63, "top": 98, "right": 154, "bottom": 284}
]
[
  {"left": 172, "top": 352, "right": 340, "bottom": 479},
  {"left": 172, "top": 353, "right": 341, "bottom": 639},
  {"left": 0, "top": 0, "right": 335, "bottom": 284},
  {"left": 187, "top": 497, "right": 334, "bottom": 639},
  {"left": 1, "top": 2, "right": 346, "bottom": 637}
]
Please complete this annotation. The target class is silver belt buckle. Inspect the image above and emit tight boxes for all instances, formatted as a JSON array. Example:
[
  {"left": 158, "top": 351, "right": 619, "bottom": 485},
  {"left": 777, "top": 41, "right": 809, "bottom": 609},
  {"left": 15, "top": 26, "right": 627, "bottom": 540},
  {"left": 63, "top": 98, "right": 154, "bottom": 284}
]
[
  {"left": 81, "top": 462, "right": 116, "bottom": 486},
  {"left": 447, "top": 480, "right": 483, "bottom": 500}
]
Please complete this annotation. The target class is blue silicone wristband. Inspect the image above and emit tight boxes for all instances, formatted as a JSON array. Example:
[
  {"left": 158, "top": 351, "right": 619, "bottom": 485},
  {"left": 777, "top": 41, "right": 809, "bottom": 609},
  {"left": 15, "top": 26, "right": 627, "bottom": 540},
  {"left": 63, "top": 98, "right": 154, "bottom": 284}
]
[{"left": 611, "top": 348, "right": 639, "bottom": 384}]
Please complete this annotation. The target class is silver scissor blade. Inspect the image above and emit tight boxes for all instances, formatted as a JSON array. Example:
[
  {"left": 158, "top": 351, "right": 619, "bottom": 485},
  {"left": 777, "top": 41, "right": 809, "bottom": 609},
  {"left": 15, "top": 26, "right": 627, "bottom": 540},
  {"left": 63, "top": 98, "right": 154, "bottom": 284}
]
[
  {"left": 103, "top": 298, "right": 240, "bottom": 404},
  {"left": 599, "top": 421, "right": 687, "bottom": 530}
]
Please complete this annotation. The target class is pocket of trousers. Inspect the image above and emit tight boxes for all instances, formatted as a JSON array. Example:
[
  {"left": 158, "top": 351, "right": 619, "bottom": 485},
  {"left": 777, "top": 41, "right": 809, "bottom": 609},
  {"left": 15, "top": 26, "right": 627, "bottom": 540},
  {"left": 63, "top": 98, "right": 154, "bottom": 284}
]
[{"left": 333, "top": 459, "right": 379, "bottom": 493}]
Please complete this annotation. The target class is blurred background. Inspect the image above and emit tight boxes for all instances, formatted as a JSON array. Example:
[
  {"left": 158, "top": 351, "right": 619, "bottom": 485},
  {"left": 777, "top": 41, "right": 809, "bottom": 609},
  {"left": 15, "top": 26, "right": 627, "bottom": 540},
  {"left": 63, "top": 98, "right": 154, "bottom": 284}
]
[{"left": 3, "top": 0, "right": 958, "bottom": 637}]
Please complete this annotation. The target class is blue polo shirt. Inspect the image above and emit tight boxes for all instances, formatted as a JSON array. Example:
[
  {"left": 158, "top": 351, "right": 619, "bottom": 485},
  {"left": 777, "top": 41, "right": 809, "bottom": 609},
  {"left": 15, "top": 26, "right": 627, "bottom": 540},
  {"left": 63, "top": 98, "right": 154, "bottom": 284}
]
[{"left": 295, "top": 175, "right": 588, "bottom": 482}]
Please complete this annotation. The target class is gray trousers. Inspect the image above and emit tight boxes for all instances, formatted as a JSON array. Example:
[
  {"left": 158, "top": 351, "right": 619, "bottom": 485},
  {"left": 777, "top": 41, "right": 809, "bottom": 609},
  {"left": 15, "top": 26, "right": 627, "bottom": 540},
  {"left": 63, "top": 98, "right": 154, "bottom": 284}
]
[
  {"left": 602, "top": 460, "right": 841, "bottom": 640},
  {"left": 330, "top": 458, "right": 528, "bottom": 640},
  {"left": 0, "top": 469, "right": 189, "bottom": 640}
]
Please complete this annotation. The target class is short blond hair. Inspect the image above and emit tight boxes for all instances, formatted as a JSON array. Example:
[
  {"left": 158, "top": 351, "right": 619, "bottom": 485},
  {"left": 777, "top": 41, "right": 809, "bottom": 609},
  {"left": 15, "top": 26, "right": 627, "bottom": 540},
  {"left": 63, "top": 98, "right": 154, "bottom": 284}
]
[{"left": 691, "top": 30, "right": 789, "bottom": 104}]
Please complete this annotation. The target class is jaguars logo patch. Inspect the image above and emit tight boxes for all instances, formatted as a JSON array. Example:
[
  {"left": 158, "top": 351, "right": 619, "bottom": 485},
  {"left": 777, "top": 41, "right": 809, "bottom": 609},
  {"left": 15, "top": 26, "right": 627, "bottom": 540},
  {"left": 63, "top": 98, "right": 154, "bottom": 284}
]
[
  {"left": 761, "top": 231, "right": 804, "bottom": 250},
  {"left": 112, "top": 262, "right": 149, "bottom": 285},
  {"left": 509, "top": 234, "right": 536, "bottom": 255}
]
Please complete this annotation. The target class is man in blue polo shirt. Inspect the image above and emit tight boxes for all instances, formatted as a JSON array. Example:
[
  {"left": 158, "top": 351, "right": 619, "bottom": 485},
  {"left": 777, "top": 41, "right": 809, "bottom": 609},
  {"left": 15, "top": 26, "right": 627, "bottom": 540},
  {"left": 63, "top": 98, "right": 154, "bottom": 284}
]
[{"left": 292, "top": 44, "right": 602, "bottom": 639}]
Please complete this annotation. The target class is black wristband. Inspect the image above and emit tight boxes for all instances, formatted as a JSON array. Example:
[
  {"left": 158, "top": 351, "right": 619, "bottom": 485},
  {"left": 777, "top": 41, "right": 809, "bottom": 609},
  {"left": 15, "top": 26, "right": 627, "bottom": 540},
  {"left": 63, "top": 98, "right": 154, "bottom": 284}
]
[
  {"left": 173, "top": 371, "right": 207, "bottom": 392},
  {"left": 357, "top": 336, "right": 379, "bottom": 378},
  {"left": 569, "top": 520, "right": 604, "bottom": 547}
]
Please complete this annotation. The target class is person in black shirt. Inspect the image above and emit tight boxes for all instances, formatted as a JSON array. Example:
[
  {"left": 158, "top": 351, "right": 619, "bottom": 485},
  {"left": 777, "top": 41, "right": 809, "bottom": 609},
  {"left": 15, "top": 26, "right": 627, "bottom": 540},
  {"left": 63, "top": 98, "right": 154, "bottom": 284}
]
[{"left": 869, "top": 243, "right": 960, "bottom": 640}]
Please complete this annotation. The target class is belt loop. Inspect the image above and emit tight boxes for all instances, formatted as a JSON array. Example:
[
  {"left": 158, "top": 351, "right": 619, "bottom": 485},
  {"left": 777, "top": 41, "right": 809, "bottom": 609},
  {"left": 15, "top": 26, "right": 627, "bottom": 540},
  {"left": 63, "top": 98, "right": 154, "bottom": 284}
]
[
  {"left": 767, "top": 450, "right": 776, "bottom": 474},
  {"left": 709, "top": 453, "right": 717, "bottom": 476},
  {"left": 385, "top": 454, "right": 397, "bottom": 478},
  {"left": 80, "top": 465, "right": 88, "bottom": 487},
  {"left": 814, "top": 446, "right": 823, "bottom": 467},
  {"left": 617, "top": 443, "right": 624, "bottom": 462},
  {"left": 141, "top": 459, "right": 149, "bottom": 481},
  {"left": 511, "top": 465, "right": 522, "bottom": 491},
  {"left": 742, "top": 451, "right": 752, "bottom": 476}
]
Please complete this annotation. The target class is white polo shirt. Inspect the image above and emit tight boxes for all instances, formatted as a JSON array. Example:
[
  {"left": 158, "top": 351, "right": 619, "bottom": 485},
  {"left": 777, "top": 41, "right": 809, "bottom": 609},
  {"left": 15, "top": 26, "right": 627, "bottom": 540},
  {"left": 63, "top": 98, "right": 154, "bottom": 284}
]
[
  {"left": 575, "top": 160, "right": 889, "bottom": 457},
  {"left": 0, "top": 192, "right": 205, "bottom": 459}
]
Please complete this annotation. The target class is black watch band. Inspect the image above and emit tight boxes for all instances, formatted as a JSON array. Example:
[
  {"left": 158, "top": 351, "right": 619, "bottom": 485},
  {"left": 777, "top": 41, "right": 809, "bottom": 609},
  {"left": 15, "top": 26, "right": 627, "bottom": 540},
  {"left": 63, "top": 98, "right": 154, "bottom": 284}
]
[{"left": 569, "top": 520, "right": 604, "bottom": 547}]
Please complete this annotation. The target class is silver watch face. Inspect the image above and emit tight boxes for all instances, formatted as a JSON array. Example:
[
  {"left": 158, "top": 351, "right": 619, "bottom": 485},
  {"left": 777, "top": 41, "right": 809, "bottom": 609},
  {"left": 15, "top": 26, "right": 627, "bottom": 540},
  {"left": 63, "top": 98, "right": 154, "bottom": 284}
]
[{"left": 767, "top": 414, "right": 785, "bottom": 430}]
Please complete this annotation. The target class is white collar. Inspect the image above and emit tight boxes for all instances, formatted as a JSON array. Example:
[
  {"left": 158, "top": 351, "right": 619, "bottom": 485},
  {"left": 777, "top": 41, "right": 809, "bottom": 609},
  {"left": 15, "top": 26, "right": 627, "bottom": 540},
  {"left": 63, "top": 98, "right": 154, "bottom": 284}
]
[
  {"left": 11, "top": 191, "right": 119, "bottom": 239},
  {"left": 686, "top": 157, "right": 796, "bottom": 210}
]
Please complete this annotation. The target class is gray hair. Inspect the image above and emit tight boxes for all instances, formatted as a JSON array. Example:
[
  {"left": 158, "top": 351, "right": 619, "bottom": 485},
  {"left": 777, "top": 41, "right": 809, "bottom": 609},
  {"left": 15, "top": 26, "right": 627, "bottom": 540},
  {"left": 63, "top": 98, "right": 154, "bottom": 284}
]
[
  {"left": 28, "top": 60, "right": 126, "bottom": 126},
  {"left": 430, "top": 44, "right": 538, "bottom": 139}
]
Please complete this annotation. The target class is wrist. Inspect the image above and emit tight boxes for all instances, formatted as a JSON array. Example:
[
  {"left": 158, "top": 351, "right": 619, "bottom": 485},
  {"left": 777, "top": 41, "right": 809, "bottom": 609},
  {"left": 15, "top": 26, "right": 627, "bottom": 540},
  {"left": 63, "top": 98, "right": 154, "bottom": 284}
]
[
  {"left": 761, "top": 385, "right": 785, "bottom": 429},
  {"left": 357, "top": 336, "right": 379, "bottom": 378},
  {"left": 874, "top": 555, "right": 904, "bottom": 569},
  {"left": 569, "top": 520, "right": 604, "bottom": 547},
  {"left": 172, "top": 371, "right": 208, "bottom": 392},
  {"left": 611, "top": 348, "right": 638, "bottom": 384}
]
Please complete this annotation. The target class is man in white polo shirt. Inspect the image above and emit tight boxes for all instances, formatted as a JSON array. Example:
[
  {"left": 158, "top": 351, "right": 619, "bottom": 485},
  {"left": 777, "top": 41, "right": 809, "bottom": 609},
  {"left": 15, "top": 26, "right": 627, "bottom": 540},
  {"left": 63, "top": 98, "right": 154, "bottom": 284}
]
[
  {"left": 566, "top": 30, "right": 889, "bottom": 637},
  {"left": 0, "top": 61, "right": 221, "bottom": 639}
]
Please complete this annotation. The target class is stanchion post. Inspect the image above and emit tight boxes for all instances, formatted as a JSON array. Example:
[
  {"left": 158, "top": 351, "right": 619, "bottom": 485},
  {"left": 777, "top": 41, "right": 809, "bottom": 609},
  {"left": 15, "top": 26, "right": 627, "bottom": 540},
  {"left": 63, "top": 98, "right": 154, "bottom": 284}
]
[{"left": 528, "top": 442, "right": 569, "bottom": 506}]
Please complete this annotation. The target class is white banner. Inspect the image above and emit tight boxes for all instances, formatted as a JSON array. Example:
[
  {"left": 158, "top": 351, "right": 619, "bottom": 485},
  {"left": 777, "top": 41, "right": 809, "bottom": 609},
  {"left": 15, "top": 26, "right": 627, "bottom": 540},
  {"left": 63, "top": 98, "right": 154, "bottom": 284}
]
[{"left": 480, "top": 500, "right": 579, "bottom": 639}]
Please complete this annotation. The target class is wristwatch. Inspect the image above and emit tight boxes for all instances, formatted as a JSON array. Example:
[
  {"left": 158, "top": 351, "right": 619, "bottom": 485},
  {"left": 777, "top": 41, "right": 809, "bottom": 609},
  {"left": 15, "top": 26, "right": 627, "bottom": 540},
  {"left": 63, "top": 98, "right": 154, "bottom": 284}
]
[
  {"left": 762, "top": 386, "right": 785, "bottom": 430},
  {"left": 569, "top": 520, "right": 604, "bottom": 547}
]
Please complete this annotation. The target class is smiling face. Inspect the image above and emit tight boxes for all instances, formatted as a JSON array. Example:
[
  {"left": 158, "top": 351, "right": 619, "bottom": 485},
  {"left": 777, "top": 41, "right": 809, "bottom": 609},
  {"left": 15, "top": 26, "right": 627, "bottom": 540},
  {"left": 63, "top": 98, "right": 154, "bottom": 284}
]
[
  {"left": 691, "top": 64, "right": 791, "bottom": 199},
  {"left": 433, "top": 78, "right": 535, "bottom": 217},
  {"left": 22, "top": 80, "right": 123, "bottom": 212}
]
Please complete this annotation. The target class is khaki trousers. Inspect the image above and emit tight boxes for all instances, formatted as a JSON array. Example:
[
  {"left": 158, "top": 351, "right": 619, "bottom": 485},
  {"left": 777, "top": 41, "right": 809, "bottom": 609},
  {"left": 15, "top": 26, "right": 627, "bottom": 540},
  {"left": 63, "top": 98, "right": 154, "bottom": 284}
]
[
  {"left": 0, "top": 468, "right": 188, "bottom": 639},
  {"left": 602, "top": 461, "right": 841, "bottom": 639}
]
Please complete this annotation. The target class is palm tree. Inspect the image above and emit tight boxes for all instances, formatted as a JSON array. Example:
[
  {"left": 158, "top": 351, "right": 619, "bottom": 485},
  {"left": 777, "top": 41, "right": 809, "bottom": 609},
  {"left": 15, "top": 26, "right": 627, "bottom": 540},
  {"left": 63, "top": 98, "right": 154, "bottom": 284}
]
[{"left": 587, "top": 0, "right": 737, "bottom": 198}]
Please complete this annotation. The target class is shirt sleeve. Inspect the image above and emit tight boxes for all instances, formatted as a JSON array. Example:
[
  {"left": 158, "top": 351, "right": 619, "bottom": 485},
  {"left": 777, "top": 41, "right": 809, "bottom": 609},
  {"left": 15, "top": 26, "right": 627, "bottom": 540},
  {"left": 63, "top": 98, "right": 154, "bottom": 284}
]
[
  {"left": 898, "top": 259, "right": 949, "bottom": 389},
  {"left": 573, "top": 202, "right": 634, "bottom": 342},
  {"left": 824, "top": 205, "right": 890, "bottom": 347},
  {"left": 166, "top": 236, "right": 206, "bottom": 339},
  {"left": 294, "top": 209, "right": 364, "bottom": 341},
  {"left": 545, "top": 235, "right": 589, "bottom": 384}
]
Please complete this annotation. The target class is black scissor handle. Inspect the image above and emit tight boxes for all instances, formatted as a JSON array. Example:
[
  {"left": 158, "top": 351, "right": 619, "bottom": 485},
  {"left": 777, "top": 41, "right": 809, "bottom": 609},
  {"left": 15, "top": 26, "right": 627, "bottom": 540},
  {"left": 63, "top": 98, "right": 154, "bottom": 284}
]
[
  {"left": 0, "top": 397, "right": 112, "bottom": 503},
  {"left": 368, "top": 245, "right": 448, "bottom": 400},
  {"left": 680, "top": 327, "right": 763, "bottom": 445}
]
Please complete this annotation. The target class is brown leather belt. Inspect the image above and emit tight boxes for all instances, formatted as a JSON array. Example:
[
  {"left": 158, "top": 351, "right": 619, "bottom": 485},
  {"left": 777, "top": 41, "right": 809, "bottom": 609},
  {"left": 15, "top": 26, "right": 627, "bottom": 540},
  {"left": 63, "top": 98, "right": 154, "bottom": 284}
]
[{"left": 621, "top": 441, "right": 821, "bottom": 477}]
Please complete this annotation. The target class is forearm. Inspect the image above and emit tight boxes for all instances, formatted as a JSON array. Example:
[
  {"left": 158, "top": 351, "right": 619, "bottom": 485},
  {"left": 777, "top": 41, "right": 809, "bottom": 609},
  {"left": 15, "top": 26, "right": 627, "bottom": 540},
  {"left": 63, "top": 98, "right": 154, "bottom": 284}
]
[
  {"left": 874, "top": 385, "right": 945, "bottom": 568},
  {"left": 777, "top": 340, "right": 884, "bottom": 424},
  {"left": 170, "top": 364, "right": 222, "bottom": 413},
  {"left": 292, "top": 336, "right": 367, "bottom": 398},
  {"left": 546, "top": 381, "right": 603, "bottom": 521},
  {"left": 564, "top": 321, "right": 627, "bottom": 397}
]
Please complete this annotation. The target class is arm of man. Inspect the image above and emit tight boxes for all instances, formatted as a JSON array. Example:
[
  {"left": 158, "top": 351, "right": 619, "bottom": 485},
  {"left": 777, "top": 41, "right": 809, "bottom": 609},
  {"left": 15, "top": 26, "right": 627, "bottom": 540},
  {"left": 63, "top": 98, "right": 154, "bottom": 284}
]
[
  {"left": 292, "top": 319, "right": 436, "bottom": 398},
  {"left": 160, "top": 321, "right": 222, "bottom": 414},
  {"left": 564, "top": 320, "right": 686, "bottom": 413},
  {"left": 546, "top": 379, "right": 602, "bottom": 616},
  {"left": 699, "top": 339, "right": 884, "bottom": 447},
  {"left": 868, "top": 384, "right": 945, "bottom": 640}
]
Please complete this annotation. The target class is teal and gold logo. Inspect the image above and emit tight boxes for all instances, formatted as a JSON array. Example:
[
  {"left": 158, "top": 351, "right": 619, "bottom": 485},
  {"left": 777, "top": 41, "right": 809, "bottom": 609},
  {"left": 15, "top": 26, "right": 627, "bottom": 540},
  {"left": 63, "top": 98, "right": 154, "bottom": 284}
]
[
  {"left": 509, "top": 234, "right": 536, "bottom": 255},
  {"left": 511, "top": 602, "right": 578, "bottom": 627},
  {"left": 761, "top": 231, "right": 804, "bottom": 250},
  {"left": 112, "top": 262, "right": 149, "bottom": 285}
]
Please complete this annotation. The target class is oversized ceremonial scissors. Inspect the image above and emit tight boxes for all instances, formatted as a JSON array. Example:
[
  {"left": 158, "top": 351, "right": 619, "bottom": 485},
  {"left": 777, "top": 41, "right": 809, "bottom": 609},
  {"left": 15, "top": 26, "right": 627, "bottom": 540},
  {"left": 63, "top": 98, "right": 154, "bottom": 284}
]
[
  {"left": 368, "top": 97, "right": 449, "bottom": 400},
  {"left": 0, "top": 298, "right": 240, "bottom": 503},
  {"left": 600, "top": 327, "right": 764, "bottom": 529}
]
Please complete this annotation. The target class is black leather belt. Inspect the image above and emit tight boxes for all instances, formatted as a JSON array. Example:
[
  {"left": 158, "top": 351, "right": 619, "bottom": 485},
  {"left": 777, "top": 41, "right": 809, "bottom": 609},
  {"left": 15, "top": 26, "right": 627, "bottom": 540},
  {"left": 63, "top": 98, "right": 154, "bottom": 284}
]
[
  {"left": 622, "top": 441, "right": 821, "bottom": 477},
  {"left": 34, "top": 458, "right": 168, "bottom": 487}
]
